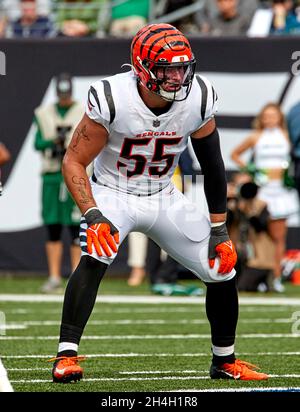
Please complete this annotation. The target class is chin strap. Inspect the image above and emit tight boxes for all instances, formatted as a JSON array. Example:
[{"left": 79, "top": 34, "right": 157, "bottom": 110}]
[
  {"left": 159, "top": 86, "right": 178, "bottom": 101},
  {"left": 121, "top": 63, "right": 137, "bottom": 75}
]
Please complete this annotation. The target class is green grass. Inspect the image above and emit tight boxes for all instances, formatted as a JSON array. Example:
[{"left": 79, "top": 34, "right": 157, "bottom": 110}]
[
  {"left": 0, "top": 276, "right": 152, "bottom": 295},
  {"left": 1, "top": 277, "right": 300, "bottom": 392}
]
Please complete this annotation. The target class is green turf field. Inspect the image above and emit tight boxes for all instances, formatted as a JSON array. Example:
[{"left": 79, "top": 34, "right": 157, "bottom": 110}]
[{"left": 1, "top": 276, "right": 300, "bottom": 392}]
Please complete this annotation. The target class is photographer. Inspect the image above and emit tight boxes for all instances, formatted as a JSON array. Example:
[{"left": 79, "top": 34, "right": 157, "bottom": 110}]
[
  {"left": 34, "top": 73, "right": 84, "bottom": 293},
  {"left": 227, "top": 174, "right": 275, "bottom": 292}
]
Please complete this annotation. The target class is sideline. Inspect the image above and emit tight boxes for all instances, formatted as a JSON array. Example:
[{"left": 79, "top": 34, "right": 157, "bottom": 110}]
[{"left": 1, "top": 294, "right": 300, "bottom": 305}]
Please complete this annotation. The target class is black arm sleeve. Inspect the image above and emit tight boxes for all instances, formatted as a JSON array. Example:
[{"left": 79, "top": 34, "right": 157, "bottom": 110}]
[{"left": 191, "top": 128, "right": 227, "bottom": 214}]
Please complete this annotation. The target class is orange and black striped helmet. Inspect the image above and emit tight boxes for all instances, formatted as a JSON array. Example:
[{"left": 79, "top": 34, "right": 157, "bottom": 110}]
[{"left": 131, "top": 23, "right": 196, "bottom": 101}]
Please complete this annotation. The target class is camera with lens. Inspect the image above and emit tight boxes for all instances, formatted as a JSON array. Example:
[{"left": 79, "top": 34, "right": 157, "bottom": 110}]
[
  {"left": 52, "top": 125, "right": 72, "bottom": 159},
  {"left": 227, "top": 180, "right": 259, "bottom": 231},
  {"left": 238, "top": 181, "right": 259, "bottom": 200}
]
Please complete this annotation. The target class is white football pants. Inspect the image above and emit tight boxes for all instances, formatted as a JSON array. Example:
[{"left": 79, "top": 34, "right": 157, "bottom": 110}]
[{"left": 80, "top": 182, "right": 236, "bottom": 283}]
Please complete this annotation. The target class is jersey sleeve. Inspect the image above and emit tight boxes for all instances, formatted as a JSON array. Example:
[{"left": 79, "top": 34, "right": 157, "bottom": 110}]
[
  {"left": 195, "top": 75, "right": 218, "bottom": 128},
  {"left": 85, "top": 81, "right": 111, "bottom": 133}
]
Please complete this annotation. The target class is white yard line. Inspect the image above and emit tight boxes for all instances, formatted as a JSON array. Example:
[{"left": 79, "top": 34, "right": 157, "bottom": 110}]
[
  {"left": 270, "top": 374, "right": 300, "bottom": 378},
  {"left": 3, "top": 351, "right": 300, "bottom": 359},
  {"left": 6, "top": 368, "right": 208, "bottom": 373},
  {"left": 240, "top": 307, "right": 293, "bottom": 312},
  {"left": 1, "top": 325, "right": 26, "bottom": 329},
  {"left": 3, "top": 318, "right": 295, "bottom": 328},
  {"left": 0, "top": 333, "right": 299, "bottom": 340},
  {"left": 9, "top": 374, "right": 300, "bottom": 384},
  {"left": 118, "top": 370, "right": 208, "bottom": 374},
  {"left": 1, "top": 294, "right": 300, "bottom": 305},
  {"left": 7, "top": 368, "right": 49, "bottom": 371},
  {"left": 3, "top": 307, "right": 295, "bottom": 314},
  {"left": 10, "top": 376, "right": 209, "bottom": 383}
]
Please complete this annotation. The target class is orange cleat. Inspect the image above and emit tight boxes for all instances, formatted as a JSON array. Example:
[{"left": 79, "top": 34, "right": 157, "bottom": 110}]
[
  {"left": 48, "top": 356, "right": 85, "bottom": 383},
  {"left": 210, "top": 359, "right": 269, "bottom": 381}
]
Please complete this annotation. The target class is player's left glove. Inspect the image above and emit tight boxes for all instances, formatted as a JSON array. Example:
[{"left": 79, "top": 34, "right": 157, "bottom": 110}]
[
  {"left": 208, "top": 223, "right": 237, "bottom": 274},
  {"left": 84, "top": 208, "right": 119, "bottom": 257}
]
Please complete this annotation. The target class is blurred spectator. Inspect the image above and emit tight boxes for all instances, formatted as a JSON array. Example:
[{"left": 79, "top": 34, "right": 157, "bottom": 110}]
[
  {"left": 155, "top": 0, "right": 201, "bottom": 35},
  {"left": 271, "top": 0, "right": 300, "bottom": 34},
  {"left": 200, "top": 0, "right": 252, "bottom": 36},
  {"left": 248, "top": 0, "right": 300, "bottom": 36},
  {"left": 11, "top": 0, "right": 54, "bottom": 38},
  {"left": 197, "top": 0, "right": 258, "bottom": 34},
  {"left": 109, "top": 0, "right": 149, "bottom": 37},
  {"left": 231, "top": 103, "right": 297, "bottom": 292},
  {"left": 202, "top": 0, "right": 259, "bottom": 19},
  {"left": 0, "top": 142, "right": 11, "bottom": 196},
  {"left": 54, "top": 0, "right": 109, "bottom": 37},
  {"left": 127, "top": 231, "right": 147, "bottom": 286},
  {"left": 2, "top": 0, "right": 51, "bottom": 21},
  {"left": 0, "top": 3, "right": 8, "bottom": 37},
  {"left": 227, "top": 177, "right": 275, "bottom": 292},
  {"left": 287, "top": 99, "right": 300, "bottom": 200},
  {"left": 34, "top": 73, "right": 84, "bottom": 293},
  {"left": 146, "top": 237, "right": 203, "bottom": 296},
  {"left": 0, "top": 17, "right": 7, "bottom": 37}
]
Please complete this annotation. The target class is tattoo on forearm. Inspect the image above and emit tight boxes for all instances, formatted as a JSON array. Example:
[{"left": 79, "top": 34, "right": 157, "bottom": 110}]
[
  {"left": 71, "top": 175, "right": 94, "bottom": 205},
  {"left": 71, "top": 125, "right": 90, "bottom": 152}
]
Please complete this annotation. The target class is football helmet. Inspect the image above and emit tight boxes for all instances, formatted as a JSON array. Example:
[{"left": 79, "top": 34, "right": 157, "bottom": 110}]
[{"left": 131, "top": 23, "right": 196, "bottom": 101}]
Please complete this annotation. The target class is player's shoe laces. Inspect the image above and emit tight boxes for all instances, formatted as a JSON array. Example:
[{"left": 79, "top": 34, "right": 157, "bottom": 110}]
[
  {"left": 210, "top": 359, "right": 269, "bottom": 380},
  {"left": 48, "top": 356, "right": 85, "bottom": 383}
]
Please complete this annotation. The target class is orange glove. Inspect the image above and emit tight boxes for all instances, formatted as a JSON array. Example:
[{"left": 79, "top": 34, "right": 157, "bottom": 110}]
[
  {"left": 208, "top": 223, "right": 237, "bottom": 274},
  {"left": 85, "top": 208, "right": 119, "bottom": 257}
]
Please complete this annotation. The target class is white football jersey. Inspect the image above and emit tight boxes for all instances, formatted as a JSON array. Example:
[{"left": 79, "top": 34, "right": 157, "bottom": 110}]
[{"left": 86, "top": 70, "right": 218, "bottom": 195}]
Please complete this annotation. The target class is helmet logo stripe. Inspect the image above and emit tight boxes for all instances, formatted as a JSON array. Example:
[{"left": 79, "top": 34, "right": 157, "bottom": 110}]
[
  {"left": 147, "top": 33, "right": 182, "bottom": 59},
  {"left": 155, "top": 41, "right": 190, "bottom": 57},
  {"left": 139, "top": 27, "right": 177, "bottom": 56}
]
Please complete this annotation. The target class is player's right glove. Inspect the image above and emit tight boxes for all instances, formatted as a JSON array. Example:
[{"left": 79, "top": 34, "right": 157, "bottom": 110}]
[
  {"left": 208, "top": 223, "right": 237, "bottom": 274},
  {"left": 84, "top": 208, "right": 119, "bottom": 257}
]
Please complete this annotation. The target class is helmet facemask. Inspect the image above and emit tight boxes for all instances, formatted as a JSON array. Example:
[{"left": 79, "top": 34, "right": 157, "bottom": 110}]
[{"left": 138, "top": 57, "right": 196, "bottom": 102}]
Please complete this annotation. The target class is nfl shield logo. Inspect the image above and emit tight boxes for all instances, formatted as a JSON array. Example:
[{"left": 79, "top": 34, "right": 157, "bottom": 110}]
[{"left": 153, "top": 119, "right": 160, "bottom": 127}]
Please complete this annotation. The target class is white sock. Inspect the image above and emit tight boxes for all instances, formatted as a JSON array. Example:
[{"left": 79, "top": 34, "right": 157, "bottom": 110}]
[
  {"left": 212, "top": 344, "right": 234, "bottom": 357},
  {"left": 58, "top": 342, "right": 78, "bottom": 354}
]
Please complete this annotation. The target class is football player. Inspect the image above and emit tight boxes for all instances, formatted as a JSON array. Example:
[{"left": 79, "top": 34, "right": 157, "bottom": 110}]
[{"left": 50, "top": 23, "right": 268, "bottom": 383}]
